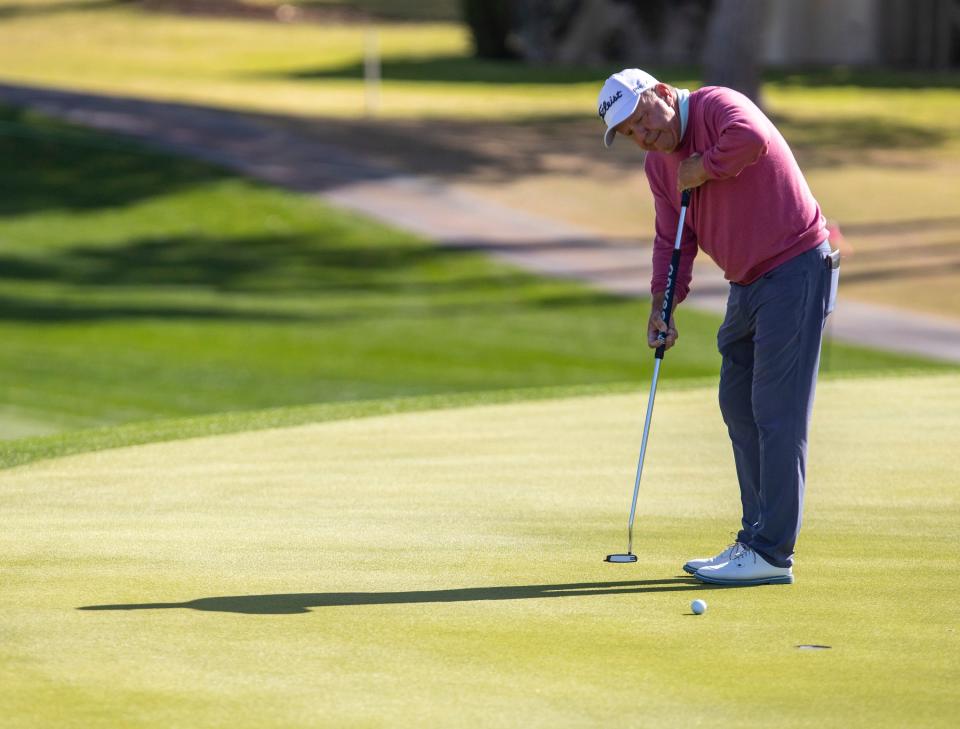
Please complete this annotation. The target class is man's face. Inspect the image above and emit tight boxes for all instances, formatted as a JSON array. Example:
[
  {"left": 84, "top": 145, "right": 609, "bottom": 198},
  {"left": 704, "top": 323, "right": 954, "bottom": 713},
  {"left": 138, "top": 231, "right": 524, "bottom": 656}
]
[{"left": 614, "top": 84, "right": 680, "bottom": 153}]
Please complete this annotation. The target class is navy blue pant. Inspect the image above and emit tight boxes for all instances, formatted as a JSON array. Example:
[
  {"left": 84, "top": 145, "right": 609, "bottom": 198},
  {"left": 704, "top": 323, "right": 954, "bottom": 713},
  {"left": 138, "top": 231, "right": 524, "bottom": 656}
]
[{"left": 717, "top": 242, "right": 833, "bottom": 568}]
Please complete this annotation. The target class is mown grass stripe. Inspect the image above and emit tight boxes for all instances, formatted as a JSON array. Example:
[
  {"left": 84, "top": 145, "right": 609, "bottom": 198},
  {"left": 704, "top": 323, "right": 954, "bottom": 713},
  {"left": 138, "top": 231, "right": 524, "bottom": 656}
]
[{"left": 4, "top": 367, "right": 952, "bottom": 472}]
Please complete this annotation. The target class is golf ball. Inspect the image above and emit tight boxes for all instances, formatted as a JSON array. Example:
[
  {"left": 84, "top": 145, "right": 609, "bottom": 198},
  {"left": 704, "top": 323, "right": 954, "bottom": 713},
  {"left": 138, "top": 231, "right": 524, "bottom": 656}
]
[{"left": 691, "top": 599, "right": 707, "bottom": 615}]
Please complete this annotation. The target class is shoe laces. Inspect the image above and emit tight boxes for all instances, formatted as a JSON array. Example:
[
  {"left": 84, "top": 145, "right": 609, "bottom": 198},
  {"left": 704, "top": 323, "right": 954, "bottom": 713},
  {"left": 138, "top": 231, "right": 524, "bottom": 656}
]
[{"left": 730, "top": 542, "right": 757, "bottom": 563}]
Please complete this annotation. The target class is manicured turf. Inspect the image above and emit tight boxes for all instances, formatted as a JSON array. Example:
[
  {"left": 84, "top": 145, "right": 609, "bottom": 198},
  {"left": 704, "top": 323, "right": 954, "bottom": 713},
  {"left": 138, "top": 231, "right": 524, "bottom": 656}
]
[
  {"left": 2, "top": 8, "right": 956, "bottom": 725},
  {"left": 2, "top": 3, "right": 959, "bottom": 317},
  {"left": 1, "top": 105, "right": 938, "bottom": 441},
  {"left": 2, "top": 2, "right": 957, "bottom": 127},
  {"left": 2, "top": 372, "right": 958, "bottom": 727},
  {"left": 0, "top": 104, "right": 712, "bottom": 434}
]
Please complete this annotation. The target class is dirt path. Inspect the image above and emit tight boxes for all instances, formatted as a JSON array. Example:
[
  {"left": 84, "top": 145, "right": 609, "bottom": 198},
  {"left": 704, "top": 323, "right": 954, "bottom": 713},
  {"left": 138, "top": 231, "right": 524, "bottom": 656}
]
[{"left": 3, "top": 81, "right": 959, "bottom": 363}]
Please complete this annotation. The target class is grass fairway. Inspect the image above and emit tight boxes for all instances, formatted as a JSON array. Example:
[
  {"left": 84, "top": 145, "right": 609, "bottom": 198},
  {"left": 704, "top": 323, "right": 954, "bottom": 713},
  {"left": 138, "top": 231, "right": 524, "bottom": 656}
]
[
  {"left": 2, "top": 373, "right": 958, "bottom": 727},
  {"left": 3, "top": 104, "right": 935, "bottom": 440},
  {"left": 3, "top": 4, "right": 959, "bottom": 318}
]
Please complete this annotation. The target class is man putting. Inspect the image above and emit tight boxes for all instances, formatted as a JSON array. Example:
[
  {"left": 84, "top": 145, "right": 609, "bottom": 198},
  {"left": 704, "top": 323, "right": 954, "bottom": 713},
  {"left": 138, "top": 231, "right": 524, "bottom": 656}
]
[{"left": 597, "top": 69, "right": 839, "bottom": 586}]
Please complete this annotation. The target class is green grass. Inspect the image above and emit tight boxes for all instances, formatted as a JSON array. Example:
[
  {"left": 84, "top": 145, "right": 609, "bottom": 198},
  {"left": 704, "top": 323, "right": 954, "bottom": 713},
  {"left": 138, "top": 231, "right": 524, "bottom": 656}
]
[
  {"left": 0, "top": 8, "right": 956, "bottom": 724},
  {"left": 0, "top": 3, "right": 957, "bottom": 125},
  {"left": 1, "top": 4, "right": 958, "bottom": 229},
  {"left": 0, "top": 381, "right": 643, "bottom": 470},
  {"left": 2, "top": 372, "right": 958, "bottom": 727},
  {"left": 5, "top": 364, "right": 944, "bottom": 473},
  {"left": 0, "top": 105, "right": 710, "bottom": 431},
  {"left": 0, "top": 6, "right": 956, "bottom": 443},
  {"left": 2, "top": 105, "right": 937, "bottom": 441},
  {"left": 2, "top": 3, "right": 958, "bottom": 233}
]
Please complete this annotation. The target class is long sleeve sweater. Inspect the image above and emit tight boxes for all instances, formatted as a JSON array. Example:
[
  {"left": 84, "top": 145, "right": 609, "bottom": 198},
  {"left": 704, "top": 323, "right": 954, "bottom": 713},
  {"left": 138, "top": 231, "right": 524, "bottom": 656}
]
[{"left": 643, "top": 86, "right": 826, "bottom": 303}]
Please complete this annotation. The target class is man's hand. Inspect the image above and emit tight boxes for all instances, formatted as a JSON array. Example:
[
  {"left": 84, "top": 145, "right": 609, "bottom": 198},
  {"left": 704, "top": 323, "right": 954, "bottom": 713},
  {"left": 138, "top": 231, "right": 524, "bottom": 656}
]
[
  {"left": 648, "top": 293, "right": 678, "bottom": 350},
  {"left": 677, "top": 153, "right": 708, "bottom": 192}
]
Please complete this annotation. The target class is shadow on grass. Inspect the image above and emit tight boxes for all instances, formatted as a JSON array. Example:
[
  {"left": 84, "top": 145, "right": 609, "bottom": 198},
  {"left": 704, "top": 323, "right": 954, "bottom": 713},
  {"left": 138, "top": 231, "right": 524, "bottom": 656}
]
[
  {"left": 0, "top": 233, "right": 632, "bottom": 291},
  {"left": 0, "top": 0, "right": 129, "bottom": 20},
  {"left": 5, "top": 77, "right": 939, "bottom": 215},
  {"left": 0, "top": 293, "right": 305, "bottom": 322},
  {"left": 0, "top": 230, "right": 638, "bottom": 322},
  {"left": 838, "top": 217, "right": 960, "bottom": 236},
  {"left": 772, "top": 112, "right": 950, "bottom": 160},
  {"left": 0, "top": 288, "right": 631, "bottom": 324},
  {"left": 273, "top": 57, "right": 960, "bottom": 91},
  {"left": 78, "top": 578, "right": 716, "bottom": 614},
  {"left": 272, "top": 55, "right": 621, "bottom": 86},
  {"left": 837, "top": 257, "right": 960, "bottom": 285},
  {"left": 0, "top": 232, "right": 654, "bottom": 286},
  {"left": 139, "top": 0, "right": 462, "bottom": 23},
  {"left": 765, "top": 66, "right": 960, "bottom": 90},
  {"left": 0, "top": 105, "right": 229, "bottom": 217}
]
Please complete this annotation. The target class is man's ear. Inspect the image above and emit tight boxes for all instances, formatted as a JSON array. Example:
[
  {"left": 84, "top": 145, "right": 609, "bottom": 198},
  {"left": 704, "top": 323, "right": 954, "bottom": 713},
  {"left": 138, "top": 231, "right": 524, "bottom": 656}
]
[{"left": 654, "top": 83, "right": 674, "bottom": 103}]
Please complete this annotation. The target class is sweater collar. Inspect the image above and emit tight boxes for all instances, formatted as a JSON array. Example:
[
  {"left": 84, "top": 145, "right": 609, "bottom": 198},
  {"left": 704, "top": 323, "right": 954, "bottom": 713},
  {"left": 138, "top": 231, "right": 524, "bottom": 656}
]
[{"left": 675, "top": 87, "right": 690, "bottom": 141}]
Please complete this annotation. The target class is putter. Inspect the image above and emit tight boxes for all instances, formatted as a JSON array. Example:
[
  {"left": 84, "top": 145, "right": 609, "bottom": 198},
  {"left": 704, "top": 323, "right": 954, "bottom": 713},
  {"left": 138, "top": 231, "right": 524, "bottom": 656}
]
[{"left": 605, "top": 188, "right": 691, "bottom": 564}]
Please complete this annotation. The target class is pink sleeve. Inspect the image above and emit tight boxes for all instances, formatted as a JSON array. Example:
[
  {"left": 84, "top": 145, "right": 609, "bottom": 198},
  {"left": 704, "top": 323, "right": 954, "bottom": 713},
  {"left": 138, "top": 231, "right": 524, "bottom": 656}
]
[
  {"left": 647, "top": 164, "right": 698, "bottom": 304},
  {"left": 700, "top": 90, "right": 769, "bottom": 181}
]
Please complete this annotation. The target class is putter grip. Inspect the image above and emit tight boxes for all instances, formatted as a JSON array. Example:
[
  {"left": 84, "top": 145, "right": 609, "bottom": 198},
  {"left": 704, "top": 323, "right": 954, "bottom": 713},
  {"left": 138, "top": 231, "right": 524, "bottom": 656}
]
[
  {"left": 655, "top": 190, "right": 690, "bottom": 359},
  {"left": 655, "top": 248, "right": 682, "bottom": 359}
]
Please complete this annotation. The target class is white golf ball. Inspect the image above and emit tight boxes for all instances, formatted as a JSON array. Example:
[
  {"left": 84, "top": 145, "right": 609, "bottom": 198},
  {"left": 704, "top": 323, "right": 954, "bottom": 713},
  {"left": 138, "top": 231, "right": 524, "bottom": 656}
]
[{"left": 691, "top": 599, "right": 707, "bottom": 615}]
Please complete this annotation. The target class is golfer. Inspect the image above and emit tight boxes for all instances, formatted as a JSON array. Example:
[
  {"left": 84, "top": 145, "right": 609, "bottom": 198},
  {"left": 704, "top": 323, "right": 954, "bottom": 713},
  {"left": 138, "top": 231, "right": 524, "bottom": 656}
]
[{"left": 597, "top": 69, "right": 839, "bottom": 586}]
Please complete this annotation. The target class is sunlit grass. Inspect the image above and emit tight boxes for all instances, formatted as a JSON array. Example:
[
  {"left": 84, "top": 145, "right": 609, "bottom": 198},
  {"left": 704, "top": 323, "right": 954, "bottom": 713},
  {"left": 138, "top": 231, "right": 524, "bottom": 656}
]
[
  {"left": 0, "top": 106, "right": 941, "bottom": 441},
  {"left": 0, "top": 1, "right": 958, "bottom": 439},
  {"left": 2, "top": 3, "right": 955, "bottom": 129},
  {"left": 2, "top": 373, "right": 959, "bottom": 727}
]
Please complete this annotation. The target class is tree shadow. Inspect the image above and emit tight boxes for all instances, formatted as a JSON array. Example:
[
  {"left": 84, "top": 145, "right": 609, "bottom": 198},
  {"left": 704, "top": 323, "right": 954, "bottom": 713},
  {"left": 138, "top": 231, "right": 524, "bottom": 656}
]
[
  {"left": 0, "top": 0, "right": 129, "bottom": 20},
  {"left": 140, "top": 0, "right": 462, "bottom": 23},
  {"left": 10, "top": 75, "right": 937, "bottom": 211},
  {"left": 818, "top": 218, "right": 960, "bottom": 282},
  {"left": 0, "top": 233, "right": 656, "bottom": 288},
  {"left": 78, "top": 577, "right": 717, "bottom": 615},
  {"left": 0, "top": 233, "right": 629, "bottom": 294},
  {"left": 771, "top": 112, "right": 950, "bottom": 163},
  {"left": 838, "top": 257, "right": 960, "bottom": 285},
  {"left": 0, "top": 293, "right": 299, "bottom": 323},
  {"left": 0, "top": 233, "right": 435, "bottom": 290},
  {"left": 0, "top": 88, "right": 566, "bottom": 201},
  {"left": 765, "top": 67, "right": 960, "bottom": 90},
  {"left": 270, "top": 55, "right": 616, "bottom": 86},
  {"left": 273, "top": 113, "right": 583, "bottom": 183},
  {"left": 274, "top": 57, "right": 960, "bottom": 91},
  {"left": 838, "top": 217, "right": 960, "bottom": 237},
  {"left": 0, "top": 231, "right": 635, "bottom": 323},
  {"left": 0, "top": 105, "right": 229, "bottom": 217}
]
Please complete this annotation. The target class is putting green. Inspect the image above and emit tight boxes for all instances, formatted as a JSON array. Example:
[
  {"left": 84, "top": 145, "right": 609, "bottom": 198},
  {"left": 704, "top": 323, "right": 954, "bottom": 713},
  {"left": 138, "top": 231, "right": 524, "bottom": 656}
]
[{"left": 2, "top": 374, "right": 958, "bottom": 727}]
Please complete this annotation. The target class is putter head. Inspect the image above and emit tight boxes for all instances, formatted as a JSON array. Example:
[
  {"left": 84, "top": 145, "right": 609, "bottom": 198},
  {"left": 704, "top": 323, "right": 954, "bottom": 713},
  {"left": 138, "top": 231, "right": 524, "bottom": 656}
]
[{"left": 605, "top": 553, "right": 637, "bottom": 564}]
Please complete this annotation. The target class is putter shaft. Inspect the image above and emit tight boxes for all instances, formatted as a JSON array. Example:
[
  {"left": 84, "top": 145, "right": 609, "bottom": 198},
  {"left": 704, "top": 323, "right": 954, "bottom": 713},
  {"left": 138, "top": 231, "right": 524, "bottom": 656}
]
[
  {"left": 612, "top": 190, "right": 690, "bottom": 561},
  {"left": 627, "top": 356, "right": 662, "bottom": 554}
]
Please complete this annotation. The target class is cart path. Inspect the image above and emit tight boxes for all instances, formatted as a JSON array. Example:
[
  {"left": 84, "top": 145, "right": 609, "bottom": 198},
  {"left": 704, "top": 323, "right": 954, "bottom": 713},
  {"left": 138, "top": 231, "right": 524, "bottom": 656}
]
[{"left": 4, "top": 81, "right": 960, "bottom": 363}]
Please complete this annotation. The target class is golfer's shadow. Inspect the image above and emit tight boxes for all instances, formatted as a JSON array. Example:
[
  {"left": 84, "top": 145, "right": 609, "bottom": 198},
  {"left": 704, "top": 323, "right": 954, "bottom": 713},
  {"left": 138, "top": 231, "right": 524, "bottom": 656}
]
[{"left": 78, "top": 578, "right": 712, "bottom": 615}]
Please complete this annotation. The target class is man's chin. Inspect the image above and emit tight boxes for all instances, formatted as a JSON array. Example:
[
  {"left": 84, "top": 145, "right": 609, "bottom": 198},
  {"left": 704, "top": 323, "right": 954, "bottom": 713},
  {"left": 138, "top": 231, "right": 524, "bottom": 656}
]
[{"left": 657, "top": 136, "right": 677, "bottom": 153}]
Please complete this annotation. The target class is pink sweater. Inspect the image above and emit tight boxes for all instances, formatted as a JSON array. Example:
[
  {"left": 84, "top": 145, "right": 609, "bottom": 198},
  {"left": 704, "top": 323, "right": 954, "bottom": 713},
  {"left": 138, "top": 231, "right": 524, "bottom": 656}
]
[{"left": 644, "top": 86, "right": 826, "bottom": 303}]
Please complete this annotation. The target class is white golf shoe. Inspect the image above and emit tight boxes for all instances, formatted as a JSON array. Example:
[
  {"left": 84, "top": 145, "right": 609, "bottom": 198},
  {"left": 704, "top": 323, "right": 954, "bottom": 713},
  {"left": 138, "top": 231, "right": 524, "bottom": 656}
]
[
  {"left": 682, "top": 541, "right": 742, "bottom": 575},
  {"left": 694, "top": 544, "right": 794, "bottom": 586}
]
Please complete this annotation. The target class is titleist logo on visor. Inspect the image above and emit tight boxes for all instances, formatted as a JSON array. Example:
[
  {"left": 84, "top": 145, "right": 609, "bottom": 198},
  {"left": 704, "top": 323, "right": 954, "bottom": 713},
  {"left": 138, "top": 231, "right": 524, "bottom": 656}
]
[{"left": 598, "top": 90, "right": 622, "bottom": 119}]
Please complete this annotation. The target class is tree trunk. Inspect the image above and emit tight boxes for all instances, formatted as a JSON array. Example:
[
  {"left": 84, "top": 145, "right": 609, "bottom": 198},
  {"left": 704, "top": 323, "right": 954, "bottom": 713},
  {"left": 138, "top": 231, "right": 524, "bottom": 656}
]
[
  {"left": 461, "top": 0, "right": 516, "bottom": 59},
  {"left": 702, "top": 0, "right": 769, "bottom": 106},
  {"left": 555, "top": 0, "right": 644, "bottom": 65}
]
